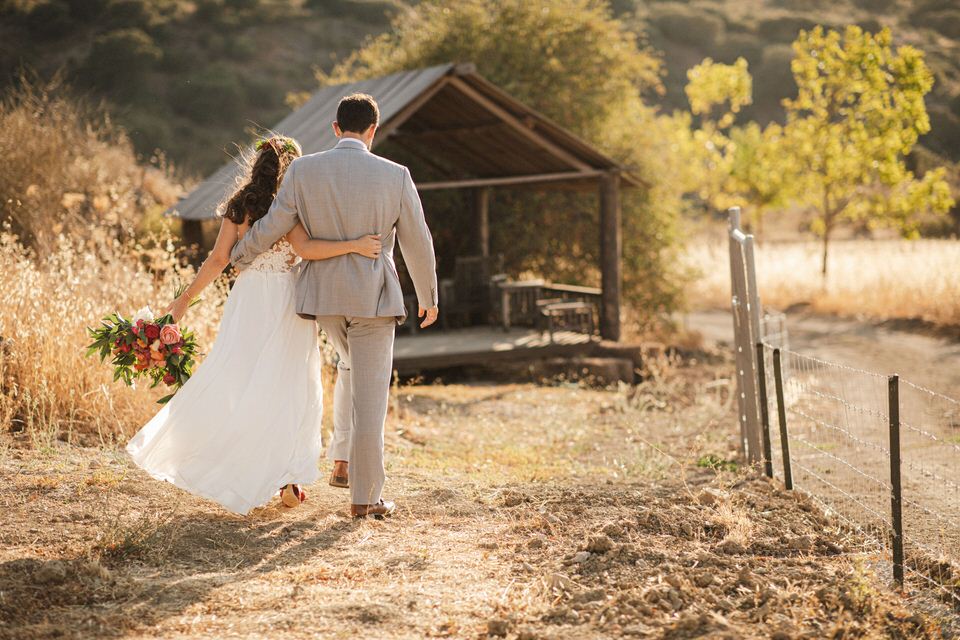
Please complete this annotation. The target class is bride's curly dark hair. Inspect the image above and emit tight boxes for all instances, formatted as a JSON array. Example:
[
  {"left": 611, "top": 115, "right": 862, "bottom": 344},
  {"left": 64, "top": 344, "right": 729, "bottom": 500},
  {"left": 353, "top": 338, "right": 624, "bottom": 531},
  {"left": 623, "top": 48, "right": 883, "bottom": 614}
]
[{"left": 219, "top": 135, "right": 302, "bottom": 225}]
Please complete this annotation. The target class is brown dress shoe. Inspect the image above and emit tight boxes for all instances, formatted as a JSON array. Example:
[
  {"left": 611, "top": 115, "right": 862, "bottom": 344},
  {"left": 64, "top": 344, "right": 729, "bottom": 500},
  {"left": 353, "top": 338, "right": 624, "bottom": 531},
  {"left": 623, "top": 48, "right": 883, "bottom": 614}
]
[
  {"left": 351, "top": 500, "right": 396, "bottom": 520},
  {"left": 329, "top": 460, "right": 349, "bottom": 489}
]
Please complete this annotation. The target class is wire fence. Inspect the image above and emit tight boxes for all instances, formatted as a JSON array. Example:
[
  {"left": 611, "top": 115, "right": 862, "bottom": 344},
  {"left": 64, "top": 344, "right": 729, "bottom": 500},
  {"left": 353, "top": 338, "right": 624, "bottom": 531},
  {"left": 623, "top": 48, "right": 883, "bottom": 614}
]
[
  {"left": 724, "top": 209, "right": 959, "bottom": 608},
  {"left": 757, "top": 342, "right": 960, "bottom": 608}
]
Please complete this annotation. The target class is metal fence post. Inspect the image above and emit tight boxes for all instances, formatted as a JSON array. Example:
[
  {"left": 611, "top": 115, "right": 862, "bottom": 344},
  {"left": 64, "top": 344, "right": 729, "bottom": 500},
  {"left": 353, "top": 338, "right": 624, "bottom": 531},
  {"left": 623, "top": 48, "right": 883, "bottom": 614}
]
[
  {"left": 773, "top": 348, "right": 793, "bottom": 490},
  {"left": 755, "top": 342, "right": 774, "bottom": 478},
  {"left": 888, "top": 374, "right": 904, "bottom": 587}
]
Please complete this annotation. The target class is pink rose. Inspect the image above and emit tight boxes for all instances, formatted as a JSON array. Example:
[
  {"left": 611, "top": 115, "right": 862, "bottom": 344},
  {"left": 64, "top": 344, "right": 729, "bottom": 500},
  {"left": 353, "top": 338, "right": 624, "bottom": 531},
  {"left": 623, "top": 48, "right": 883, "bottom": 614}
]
[{"left": 159, "top": 324, "right": 182, "bottom": 345}]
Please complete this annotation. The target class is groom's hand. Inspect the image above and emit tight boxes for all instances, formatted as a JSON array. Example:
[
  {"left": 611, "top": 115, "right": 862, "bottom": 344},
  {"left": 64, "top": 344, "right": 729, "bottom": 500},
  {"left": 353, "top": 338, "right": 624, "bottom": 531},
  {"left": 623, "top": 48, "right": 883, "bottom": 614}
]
[{"left": 418, "top": 305, "right": 439, "bottom": 329}]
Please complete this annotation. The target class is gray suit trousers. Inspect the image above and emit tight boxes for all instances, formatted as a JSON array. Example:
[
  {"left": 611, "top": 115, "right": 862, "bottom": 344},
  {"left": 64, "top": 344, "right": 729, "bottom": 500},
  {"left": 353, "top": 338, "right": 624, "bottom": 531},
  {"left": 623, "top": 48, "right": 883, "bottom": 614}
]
[{"left": 317, "top": 315, "right": 395, "bottom": 506}]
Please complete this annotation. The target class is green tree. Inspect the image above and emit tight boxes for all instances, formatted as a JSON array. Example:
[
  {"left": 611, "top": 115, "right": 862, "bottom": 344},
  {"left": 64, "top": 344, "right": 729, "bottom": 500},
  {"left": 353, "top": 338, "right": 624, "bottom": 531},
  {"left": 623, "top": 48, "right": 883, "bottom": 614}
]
[
  {"left": 330, "top": 0, "right": 689, "bottom": 330},
  {"left": 725, "top": 121, "right": 795, "bottom": 238},
  {"left": 784, "top": 26, "right": 954, "bottom": 276},
  {"left": 678, "top": 57, "right": 794, "bottom": 236},
  {"left": 82, "top": 29, "right": 162, "bottom": 93}
]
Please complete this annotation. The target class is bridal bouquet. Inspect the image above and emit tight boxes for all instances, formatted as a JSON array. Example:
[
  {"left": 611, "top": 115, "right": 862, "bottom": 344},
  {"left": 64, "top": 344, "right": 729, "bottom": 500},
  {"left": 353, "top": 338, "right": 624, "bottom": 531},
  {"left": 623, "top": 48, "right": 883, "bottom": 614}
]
[{"left": 86, "top": 306, "right": 199, "bottom": 404}]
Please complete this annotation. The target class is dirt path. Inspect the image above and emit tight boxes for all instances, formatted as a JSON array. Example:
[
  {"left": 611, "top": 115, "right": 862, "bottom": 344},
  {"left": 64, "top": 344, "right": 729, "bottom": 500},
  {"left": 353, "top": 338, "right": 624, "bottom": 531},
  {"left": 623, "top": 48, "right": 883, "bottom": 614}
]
[
  {"left": 2, "top": 361, "right": 955, "bottom": 639},
  {"left": 685, "top": 310, "right": 960, "bottom": 399}
]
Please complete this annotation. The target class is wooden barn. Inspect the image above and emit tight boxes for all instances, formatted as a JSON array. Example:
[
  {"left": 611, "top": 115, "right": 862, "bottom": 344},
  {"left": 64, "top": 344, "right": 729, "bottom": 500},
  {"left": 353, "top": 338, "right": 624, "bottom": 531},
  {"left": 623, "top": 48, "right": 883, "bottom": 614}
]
[{"left": 170, "top": 63, "right": 641, "bottom": 372}]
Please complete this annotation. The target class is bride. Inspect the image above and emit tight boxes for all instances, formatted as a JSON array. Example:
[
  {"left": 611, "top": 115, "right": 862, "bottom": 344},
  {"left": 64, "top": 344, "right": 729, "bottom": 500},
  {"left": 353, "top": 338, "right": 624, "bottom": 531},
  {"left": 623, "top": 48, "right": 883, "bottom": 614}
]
[{"left": 126, "top": 136, "right": 381, "bottom": 515}]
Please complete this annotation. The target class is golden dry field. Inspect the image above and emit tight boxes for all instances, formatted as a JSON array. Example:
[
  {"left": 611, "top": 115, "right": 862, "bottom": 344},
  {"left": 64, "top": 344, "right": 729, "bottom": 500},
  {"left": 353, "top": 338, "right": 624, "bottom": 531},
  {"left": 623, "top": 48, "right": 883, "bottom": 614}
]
[{"left": 685, "top": 238, "right": 960, "bottom": 329}]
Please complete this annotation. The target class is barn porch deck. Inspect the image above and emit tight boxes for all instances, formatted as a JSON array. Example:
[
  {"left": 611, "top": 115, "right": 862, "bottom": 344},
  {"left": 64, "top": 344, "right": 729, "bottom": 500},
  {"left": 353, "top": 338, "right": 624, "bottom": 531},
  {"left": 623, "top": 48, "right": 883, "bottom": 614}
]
[{"left": 393, "top": 326, "right": 596, "bottom": 374}]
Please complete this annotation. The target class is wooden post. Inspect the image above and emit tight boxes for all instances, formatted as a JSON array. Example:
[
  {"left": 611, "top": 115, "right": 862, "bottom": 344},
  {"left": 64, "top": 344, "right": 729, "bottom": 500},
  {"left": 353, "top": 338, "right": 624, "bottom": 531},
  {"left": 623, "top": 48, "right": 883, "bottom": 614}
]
[
  {"left": 773, "top": 348, "right": 793, "bottom": 490},
  {"left": 888, "top": 374, "right": 904, "bottom": 587},
  {"left": 599, "top": 171, "right": 622, "bottom": 341},
  {"left": 181, "top": 219, "right": 205, "bottom": 265},
  {"left": 474, "top": 187, "right": 490, "bottom": 257}
]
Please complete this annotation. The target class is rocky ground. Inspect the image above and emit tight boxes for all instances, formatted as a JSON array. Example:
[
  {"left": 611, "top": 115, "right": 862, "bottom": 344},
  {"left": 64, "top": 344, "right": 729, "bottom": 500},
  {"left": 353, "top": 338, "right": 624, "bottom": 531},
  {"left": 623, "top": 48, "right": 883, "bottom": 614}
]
[{"left": 1, "top": 356, "right": 956, "bottom": 639}]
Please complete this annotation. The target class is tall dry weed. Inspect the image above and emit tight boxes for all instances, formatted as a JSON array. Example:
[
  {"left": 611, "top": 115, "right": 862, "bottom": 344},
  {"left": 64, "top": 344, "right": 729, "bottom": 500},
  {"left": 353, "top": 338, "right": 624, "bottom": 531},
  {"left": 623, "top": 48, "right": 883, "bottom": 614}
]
[
  {"left": 0, "top": 76, "right": 236, "bottom": 444},
  {"left": 0, "top": 226, "right": 230, "bottom": 445},
  {"left": 0, "top": 74, "right": 181, "bottom": 256},
  {"left": 685, "top": 238, "right": 960, "bottom": 326}
]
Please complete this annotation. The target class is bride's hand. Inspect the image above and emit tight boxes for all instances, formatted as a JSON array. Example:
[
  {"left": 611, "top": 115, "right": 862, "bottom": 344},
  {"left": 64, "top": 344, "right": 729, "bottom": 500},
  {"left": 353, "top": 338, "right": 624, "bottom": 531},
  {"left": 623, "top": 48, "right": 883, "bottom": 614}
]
[
  {"left": 353, "top": 234, "right": 382, "bottom": 259},
  {"left": 165, "top": 296, "right": 190, "bottom": 323}
]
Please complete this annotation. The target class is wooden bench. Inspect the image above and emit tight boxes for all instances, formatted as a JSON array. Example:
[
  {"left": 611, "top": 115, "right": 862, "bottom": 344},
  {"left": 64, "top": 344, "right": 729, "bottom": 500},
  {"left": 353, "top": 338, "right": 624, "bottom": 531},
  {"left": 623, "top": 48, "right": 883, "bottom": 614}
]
[{"left": 540, "top": 300, "right": 596, "bottom": 343}]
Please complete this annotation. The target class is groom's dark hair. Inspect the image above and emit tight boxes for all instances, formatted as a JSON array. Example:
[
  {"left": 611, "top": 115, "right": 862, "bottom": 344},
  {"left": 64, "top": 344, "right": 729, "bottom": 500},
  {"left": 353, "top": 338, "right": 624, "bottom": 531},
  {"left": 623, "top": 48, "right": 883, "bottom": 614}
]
[{"left": 336, "top": 93, "right": 379, "bottom": 134}]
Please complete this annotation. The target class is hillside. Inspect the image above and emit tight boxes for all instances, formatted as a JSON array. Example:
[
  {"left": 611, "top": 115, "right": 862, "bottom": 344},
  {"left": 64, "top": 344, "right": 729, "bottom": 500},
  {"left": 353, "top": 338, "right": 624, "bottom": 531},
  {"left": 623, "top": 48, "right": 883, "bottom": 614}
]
[
  {"left": 626, "top": 0, "right": 960, "bottom": 165},
  {"left": 2, "top": 0, "right": 958, "bottom": 177},
  {"left": 0, "top": 0, "right": 404, "bottom": 174}
]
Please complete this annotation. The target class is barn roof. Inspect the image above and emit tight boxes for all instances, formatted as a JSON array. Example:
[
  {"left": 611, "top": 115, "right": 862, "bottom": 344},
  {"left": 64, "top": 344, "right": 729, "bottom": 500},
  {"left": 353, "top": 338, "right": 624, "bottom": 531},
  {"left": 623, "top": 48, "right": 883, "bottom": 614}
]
[{"left": 170, "top": 63, "right": 639, "bottom": 221}]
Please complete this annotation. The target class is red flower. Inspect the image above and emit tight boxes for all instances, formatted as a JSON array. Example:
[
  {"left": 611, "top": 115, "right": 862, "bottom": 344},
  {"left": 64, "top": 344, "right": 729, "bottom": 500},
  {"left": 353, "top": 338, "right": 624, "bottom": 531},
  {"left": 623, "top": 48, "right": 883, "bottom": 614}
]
[
  {"left": 120, "top": 343, "right": 132, "bottom": 353},
  {"left": 144, "top": 324, "right": 161, "bottom": 340},
  {"left": 163, "top": 373, "right": 176, "bottom": 386}
]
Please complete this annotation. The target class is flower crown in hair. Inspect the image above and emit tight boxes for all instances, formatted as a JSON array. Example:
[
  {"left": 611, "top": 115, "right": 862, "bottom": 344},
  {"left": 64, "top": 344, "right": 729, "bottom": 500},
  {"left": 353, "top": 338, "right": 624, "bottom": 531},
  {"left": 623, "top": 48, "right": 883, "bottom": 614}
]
[{"left": 255, "top": 136, "right": 298, "bottom": 156}]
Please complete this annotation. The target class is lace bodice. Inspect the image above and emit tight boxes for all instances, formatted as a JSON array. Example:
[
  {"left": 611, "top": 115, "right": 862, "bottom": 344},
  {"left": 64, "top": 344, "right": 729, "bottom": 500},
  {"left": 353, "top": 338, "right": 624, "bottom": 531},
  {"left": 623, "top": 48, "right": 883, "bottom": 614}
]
[{"left": 247, "top": 239, "right": 301, "bottom": 274}]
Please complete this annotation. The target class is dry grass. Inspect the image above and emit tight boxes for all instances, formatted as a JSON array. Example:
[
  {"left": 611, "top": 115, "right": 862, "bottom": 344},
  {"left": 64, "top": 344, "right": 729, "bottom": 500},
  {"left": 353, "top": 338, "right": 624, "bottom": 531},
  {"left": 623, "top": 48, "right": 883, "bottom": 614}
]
[
  {"left": 685, "top": 237, "right": 960, "bottom": 328},
  {"left": 0, "top": 75, "right": 181, "bottom": 256},
  {"left": 1, "top": 361, "right": 956, "bottom": 639},
  {"left": 0, "top": 229, "right": 234, "bottom": 448},
  {"left": 0, "top": 77, "right": 233, "bottom": 447}
]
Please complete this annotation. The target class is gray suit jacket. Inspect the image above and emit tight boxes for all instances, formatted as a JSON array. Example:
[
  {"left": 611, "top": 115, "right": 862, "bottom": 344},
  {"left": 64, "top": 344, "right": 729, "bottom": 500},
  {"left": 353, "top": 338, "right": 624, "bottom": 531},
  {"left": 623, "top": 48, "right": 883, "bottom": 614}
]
[{"left": 230, "top": 138, "right": 438, "bottom": 322}]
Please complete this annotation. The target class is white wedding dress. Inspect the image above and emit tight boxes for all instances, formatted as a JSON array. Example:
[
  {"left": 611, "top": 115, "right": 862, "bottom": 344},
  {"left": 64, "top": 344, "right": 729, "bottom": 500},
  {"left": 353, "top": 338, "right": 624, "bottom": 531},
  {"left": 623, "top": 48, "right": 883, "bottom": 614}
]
[{"left": 127, "top": 240, "right": 324, "bottom": 515}]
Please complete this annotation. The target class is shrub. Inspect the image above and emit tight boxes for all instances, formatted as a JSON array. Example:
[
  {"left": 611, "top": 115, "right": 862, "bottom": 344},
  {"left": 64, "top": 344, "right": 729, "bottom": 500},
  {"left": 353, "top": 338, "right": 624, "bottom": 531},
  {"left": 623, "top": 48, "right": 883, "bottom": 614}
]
[
  {"left": 194, "top": 0, "right": 225, "bottom": 22},
  {"left": 306, "top": 0, "right": 401, "bottom": 23},
  {"left": 713, "top": 33, "right": 764, "bottom": 66},
  {"left": 223, "top": 35, "right": 257, "bottom": 61},
  {"left": 82, "top": 29, "right": 162, "bottom": 91},
  {"left": 851, "top": 0, "right": 898, "bottom": 11},
  {"left": 652, "top": 4, "right": 725, "bottom": 48},
  {"left": 925, "top": 106, "right": 960, "bottom": 158},
  {"left": 752, "top": 44, "right": 796, "bottom": 109},
  {"left": 169, "top": 66, "right": 245, "bottom": 124},
  {"left": 25, "top": 1, "right": 72, "bottom": 38},
  {"left": 225, "top": 0, "right": 259, "bottom": 9},
  {"left": 909, "top": 9, "right": 960, "bottom": 38},
  {"left": 0, "top": 76, "right": 179, "bottom": 255},
  {"left": 757, "top": 16, "right": 820, "bottom": 43},
  {"left": 64, "top": 0, "right": 110, "bottom": 21},
  {"left": 105, "top": 0, "right": 156, "bottom": 29}
]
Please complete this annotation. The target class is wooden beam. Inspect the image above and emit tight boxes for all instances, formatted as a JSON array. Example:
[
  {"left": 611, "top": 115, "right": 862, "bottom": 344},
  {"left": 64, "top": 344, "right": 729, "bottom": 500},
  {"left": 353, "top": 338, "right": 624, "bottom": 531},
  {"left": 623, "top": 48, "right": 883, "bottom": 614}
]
[
  {"left": 180, "top": 219, "right": 206, "bottom": 266},
  {"left": 417, "top": 170, "right": 604, "bottom": 191},
  {"left": 474, "top": 187, "right": 491, "bottom": 257},
  {"left": 385, "top": 136, "right": 460, "bottom": 178},
  {"left": 392, "top": 121, "right": 503, "bottom": 138},
  {"left": 446, "top": 76, "right": 592, "bottom": 172},
  {"left": 374, "top": 76, "right": 451, "bottom": 144},
  {"left": 599, "top": 171, "right": 622, "bottom": 341}
]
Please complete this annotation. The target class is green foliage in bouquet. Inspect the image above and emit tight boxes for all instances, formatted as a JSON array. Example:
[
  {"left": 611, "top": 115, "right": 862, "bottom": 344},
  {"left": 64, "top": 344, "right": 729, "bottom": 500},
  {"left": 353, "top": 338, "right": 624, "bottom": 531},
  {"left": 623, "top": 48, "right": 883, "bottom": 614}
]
[{"left": 86, "top": 309, "right": 199, "bottom": 404}]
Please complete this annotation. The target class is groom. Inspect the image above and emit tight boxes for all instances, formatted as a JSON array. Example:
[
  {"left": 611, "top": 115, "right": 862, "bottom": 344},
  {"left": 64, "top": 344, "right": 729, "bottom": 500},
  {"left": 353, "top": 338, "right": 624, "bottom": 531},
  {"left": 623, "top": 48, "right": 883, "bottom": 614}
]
[{"left": 230, "top": 93, "right": 439, "bottom": 519}]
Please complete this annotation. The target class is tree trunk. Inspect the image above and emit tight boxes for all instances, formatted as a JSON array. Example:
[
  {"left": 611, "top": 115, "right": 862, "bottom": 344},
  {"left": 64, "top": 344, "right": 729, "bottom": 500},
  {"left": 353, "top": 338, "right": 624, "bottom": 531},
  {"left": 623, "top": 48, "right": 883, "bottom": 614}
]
[
  {"left": 820, "top": 224, "right": 831, "bottom": 282},
  {"left": 820, "top": 189, "right": 833, "bottom": 282}
]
